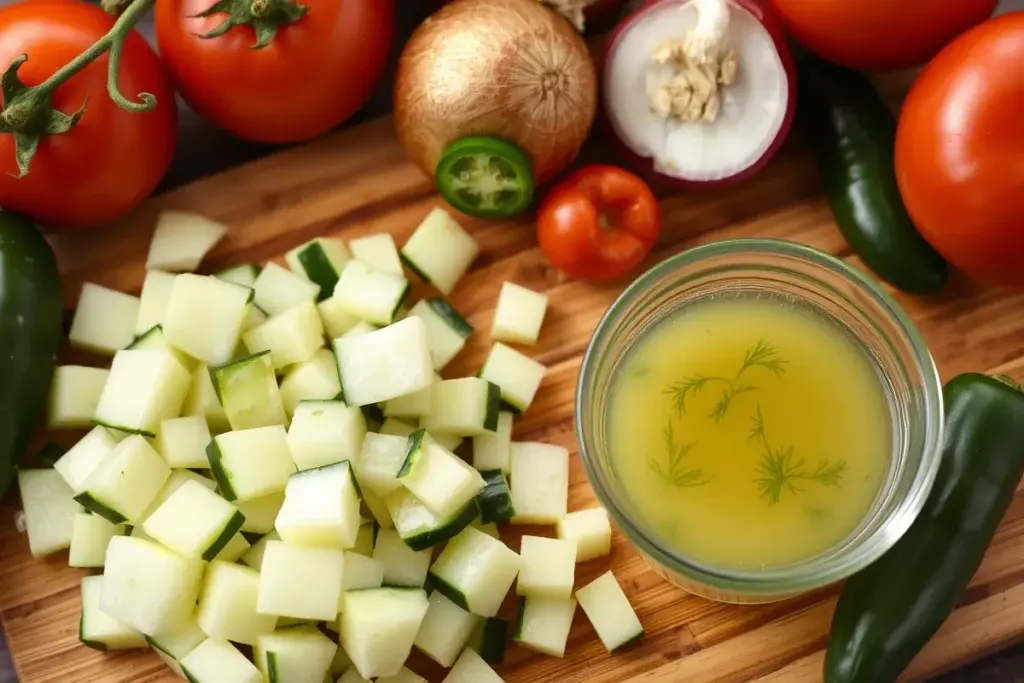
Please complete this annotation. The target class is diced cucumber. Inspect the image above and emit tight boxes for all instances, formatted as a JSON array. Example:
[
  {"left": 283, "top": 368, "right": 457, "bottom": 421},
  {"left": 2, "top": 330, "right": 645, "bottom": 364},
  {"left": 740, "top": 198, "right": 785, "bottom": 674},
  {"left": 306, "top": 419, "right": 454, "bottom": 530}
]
[
  {"left": 517, "top": 536, "right": 576, "bottom": 599},
  {"left": 513, "top": 595, "right": 577, "bottom": 657},
  {"left": 207, "top": 426, "right": 295, "bottom": 502},
  {"left": 468, "top": 617, "right": 509, "bottom": 666},
  {"left": 210, "top": 352, "right": 287, "bottom": 431},
  {"left": 333, "top": 317, "right": 433, "bottom": 406},
  {"left": 317, "top": 295, "right": 362, "bottom": 340},
  {"left": 287, "top": 401, "right": 366, "bottom": 471},
  {"left": 237, "top": 492, "right": 285, "bottom": 535},
  {"left": 54, "top": 426, "right": 118, "bottom": 492},
  {"left": 136, "top": 269, "right": 177, "bottom": 335},
  {"left": 155, "top": 416, "right": 212, "bottom": 469},
  {"left": 75, "top": 436, "right": 171, "bottom": 524},
  {"left": 349, "top": 233, "right": 403, "bottom": 275},
  {"left": 143, "top": 480, "right": 245, "bottom": 560},
  {"left": 480, "top": 343, "right": 546, "bottom": 413},
  {"left": 93, "top": 349, "right": 191, "bottom": 437},
  {"left": 101, "top": 535, "right": 205, "bottom": 635},
  {"left": 377, "top": 667, "right": 428, "bottom": 683},
  {"left": 360, "top": 486, "right": 394, "bottom": 530},
  {"left": 242, "top": 304, "right": 269, "bottom": 333},
  {"left": 352, "top": 520, "right": 376, "bottom": 556},
  {"left": 214, "top": 533, "right": 251, "bottom": 562},
  {"left": 276, "top": 461, "right": 361, "bottom": 550},
  {"left": 407, "top": 298, "right": 472, "bottom": 370},
  {"left": 337, "top": 667, "right": 371, "bottom": 683},
  {"left": 373, "top": 528, "right": 430, "bottom": 587},
  {"left": 427, "top": 429, "right": 463, "bottom": 453},
  {"left": 443, "top": 647, "right": 504, "bottom": 683},
  {"left": 385, "top": 487, "right": 477, "bottom": 551},
  {"left": 147, "top": 616, "right": 207, "bottom": 675},
  {"left": 342, "top": 551, "right": 386, "bottom": 594},
  {"left": 509, "top": 442, "right": 569, "bottom": 525},
  {"left": 332, "top": 260, "right": 410, "bottom": 326},
  {"left": 216, "top": 263, "right": 260, "bottom": 289},
  {"left": 575, "top": 570, "right": 644, "bottom": 651},
  {"left": 398, "top": 431, "right": 485, "bottom": 519},
  {"left": 286, "top": 237, "right": 350, "bottom": 301},
  {"left": 401, "top": 208, "right": 479, "bottom": 296},
  {"left": 257, "top": 540, "right": 344, "bottom": 620},
  {"left": 183, "top": 363, "right": 230, "bottom": 434},
  {"left": 379, "top": 417, "right": 416, "bottom": 438},
  {"left": 80, "top": 575, "right": 146, "bottom": 651},
  {"left": 18, "top": 469, "right": 79, "bottom": 558},
  {"left": 356, "top": 433, "right": 408, "bottom": 496},
  {"left": 491, "top": 281, "right": 548, "bottom": 346},
  {"left": 255, "top": 625, "right": 337, "bottom": 683},
  {"left": 69, "top": 282, "right": 140, "bottom": 356},
  {"left": 428, "top": 526, "right": 521, "bottom": 617},
  {"left": 414, "top": 591, "right": 481, "bottom": 667},
  {"left": 139, "top": 469, "right": 217, "bottom": 522},
  {"left": 340, "top": 587, "right": 429, "bottom": 679},
  {"left": 242, "top": 301, "right": 325, "bottom": 371},
  {"left": 476, "top": 470, "right": 515, "bottom": 525},
  {"left": 240, "top": 530, "right": 279, "bottom": 571},
  {"left": 470, "top": 516, "right": 500, "bottom": 540},
  {"left": 197, "top": 561, "right": 278, "bottom": 645},
  {"left": 181, "top": 637, "right": 263, "bottom": 683},
  {"left": 146, "top": 210, "right": 227, "bottom": 272},
  {"left": 255, "top": 262, "right": 321, "bottom": 315},
  {"left": 127, "top": 324, "right": 199, "bottom": 373},
  {"left": 164, "top": 274, "right": 253, "bottom": 365},
  {"left": 383, "top": 374, "right": 435, "bottom": 419},
  {"left": 47, "top": 365, "right": 109, "bottom": 429},
  {"left": 342, "top": 320, "right": 378, "bottom": 338},
  {"left": 421, "top": 378, "right": 500, "bottom": 437},
  {"left": 69, "top": 512, "right": 125, "bottom": 568},
  {"left": 473, "top": 412, "right": 513, "bottom": 473},
  {"left": 279, "top": 348, "right": 342, "bottom": 419},
  {"left": 557, "top": 507, "right": 612, "bottom": 562}
]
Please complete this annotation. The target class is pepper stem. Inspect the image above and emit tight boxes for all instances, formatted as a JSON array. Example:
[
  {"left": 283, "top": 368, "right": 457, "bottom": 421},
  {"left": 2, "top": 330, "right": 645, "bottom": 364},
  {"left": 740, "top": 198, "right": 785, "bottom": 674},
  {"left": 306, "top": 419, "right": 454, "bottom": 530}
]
[{"left": 0, "top": 0, "right": 158, "bottom": 178}]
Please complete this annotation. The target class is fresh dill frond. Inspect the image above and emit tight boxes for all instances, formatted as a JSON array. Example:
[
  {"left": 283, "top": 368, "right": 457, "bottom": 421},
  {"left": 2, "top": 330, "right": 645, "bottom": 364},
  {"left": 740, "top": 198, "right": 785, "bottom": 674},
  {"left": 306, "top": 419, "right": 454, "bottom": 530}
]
[
  {"left": 663, "top": 374, "right": 715, "bottom": 415},
  {"left": 648, "top": 420, "right": 711, "bottom": 487},
  {"left": 738, "top": 339, "right": 788, "bottom": 378},
  {"left": 748, "top": 404, "right": 766, "bottom": 442},
  {"left": 709, "top": 385, "right": 755, "bottom": 422}
]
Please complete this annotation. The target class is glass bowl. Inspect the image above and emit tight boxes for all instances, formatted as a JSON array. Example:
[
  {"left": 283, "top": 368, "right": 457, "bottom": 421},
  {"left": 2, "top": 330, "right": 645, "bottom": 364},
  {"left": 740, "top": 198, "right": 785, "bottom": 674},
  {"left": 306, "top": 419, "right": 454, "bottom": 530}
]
[{"left": 575, "top": 239, "right": 944, "bottom": 603}]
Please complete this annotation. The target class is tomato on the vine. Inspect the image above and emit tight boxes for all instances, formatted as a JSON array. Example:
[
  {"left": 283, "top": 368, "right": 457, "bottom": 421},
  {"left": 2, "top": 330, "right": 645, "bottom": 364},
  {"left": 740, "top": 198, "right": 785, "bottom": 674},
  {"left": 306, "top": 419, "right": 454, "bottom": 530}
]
[
  {"left": 156, "top": 0, "right": 394, "bottom": 144},
  {"left": 0, "top": 0, "right": 177, "bottom": 230},
  {"left": 767, "top": 0, "right": 996, "bottom": 72},
  {"left": 537, "top": 165, "right": 661, "bottom": 282},
  {"left": 895, "top": 12, "right": 1024, "bottom": 290}
]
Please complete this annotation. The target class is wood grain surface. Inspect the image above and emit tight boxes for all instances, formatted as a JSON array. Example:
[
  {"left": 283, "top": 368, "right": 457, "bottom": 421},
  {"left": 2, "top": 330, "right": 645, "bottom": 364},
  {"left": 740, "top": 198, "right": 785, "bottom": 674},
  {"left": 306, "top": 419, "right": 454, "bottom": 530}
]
[{"left": 2, "top": 111, "right": 1024, "bottom": 683}]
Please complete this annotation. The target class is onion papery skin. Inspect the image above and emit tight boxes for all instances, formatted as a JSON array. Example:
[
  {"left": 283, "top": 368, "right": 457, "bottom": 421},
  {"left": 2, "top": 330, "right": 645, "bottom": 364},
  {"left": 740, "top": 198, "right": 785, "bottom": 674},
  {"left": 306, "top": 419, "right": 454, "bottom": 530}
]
[
  {"left": 394, "top": 0, "right": 598, "bottom": 185},
  {"left": 602, "top": 0, "right": 797, "bottom": 188}
]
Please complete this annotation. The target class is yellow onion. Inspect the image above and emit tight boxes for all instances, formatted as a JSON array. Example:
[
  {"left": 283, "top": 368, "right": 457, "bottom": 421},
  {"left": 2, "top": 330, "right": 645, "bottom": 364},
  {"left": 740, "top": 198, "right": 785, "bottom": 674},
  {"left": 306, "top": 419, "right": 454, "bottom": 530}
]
[{"left": 394, "top": 0, "right": 598, "bottom": 185}]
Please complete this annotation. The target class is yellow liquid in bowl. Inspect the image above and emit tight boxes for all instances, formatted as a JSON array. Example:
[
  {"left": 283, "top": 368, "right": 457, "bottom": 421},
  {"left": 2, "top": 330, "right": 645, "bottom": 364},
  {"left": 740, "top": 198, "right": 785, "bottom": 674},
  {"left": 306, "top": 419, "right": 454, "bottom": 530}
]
[{"left": 608, "top": 297, "right": 891, "bottom": 570}]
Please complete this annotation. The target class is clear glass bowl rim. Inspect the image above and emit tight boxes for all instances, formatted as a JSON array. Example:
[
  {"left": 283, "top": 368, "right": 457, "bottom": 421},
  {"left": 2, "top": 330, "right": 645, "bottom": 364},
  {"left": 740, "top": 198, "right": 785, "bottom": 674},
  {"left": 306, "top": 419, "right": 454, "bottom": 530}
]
[{"left": 574, "top": 238, "right": 944, "bottom": 597}]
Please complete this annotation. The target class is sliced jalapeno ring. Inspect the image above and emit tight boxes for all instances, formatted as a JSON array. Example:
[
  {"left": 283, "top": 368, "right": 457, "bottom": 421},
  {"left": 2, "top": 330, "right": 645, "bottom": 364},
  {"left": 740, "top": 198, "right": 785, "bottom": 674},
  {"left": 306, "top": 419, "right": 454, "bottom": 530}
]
[{"left": 435, "top": 136, "right": 534, "bottom": 219}]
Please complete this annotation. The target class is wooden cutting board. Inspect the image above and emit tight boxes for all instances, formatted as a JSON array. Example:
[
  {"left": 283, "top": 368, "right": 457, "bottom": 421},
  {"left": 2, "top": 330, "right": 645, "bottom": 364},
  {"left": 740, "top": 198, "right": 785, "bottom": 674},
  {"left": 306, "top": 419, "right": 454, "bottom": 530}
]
[{"left": 2, "top": 111, "right": 1024, "bottom": 683}]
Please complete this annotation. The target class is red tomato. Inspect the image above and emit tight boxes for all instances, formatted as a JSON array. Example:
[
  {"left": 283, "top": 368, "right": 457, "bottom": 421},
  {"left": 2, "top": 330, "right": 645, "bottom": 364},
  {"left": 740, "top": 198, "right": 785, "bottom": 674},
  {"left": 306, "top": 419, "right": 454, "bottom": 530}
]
[
  {"left": 538, "top": 165, "right": 660, "bottom": 282},
  {"left": 768, "top": 0, "right": 996, "bottom": 71},
  {"left": 895, "top": 13, "right": 1024, "bottom": 290},
  {"left": 0, "top": 0, "right": 177, "bottom": 230},
  {"left": 156, "top": 0, "right": 394, "bottom": 143}
]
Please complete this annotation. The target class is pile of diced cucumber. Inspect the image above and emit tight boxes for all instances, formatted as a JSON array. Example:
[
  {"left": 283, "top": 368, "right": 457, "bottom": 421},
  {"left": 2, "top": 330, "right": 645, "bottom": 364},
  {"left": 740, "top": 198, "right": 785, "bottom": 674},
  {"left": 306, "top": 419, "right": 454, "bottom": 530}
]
[{"left": 21, "top": 206, "right": 644, "bottom": 683}]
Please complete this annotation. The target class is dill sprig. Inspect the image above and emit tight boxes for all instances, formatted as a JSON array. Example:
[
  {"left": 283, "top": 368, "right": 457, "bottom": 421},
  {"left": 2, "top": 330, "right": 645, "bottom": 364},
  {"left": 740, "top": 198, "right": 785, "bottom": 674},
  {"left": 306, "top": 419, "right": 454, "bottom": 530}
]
[
  {"left": 663, "top": 339, "right": 787, "bottom": 422},
  {"left": 647, "top": 421, "right": 712, "bottom": 487},
  {"left": 750, "top": 404, "right": 847, "bottom": 505}
]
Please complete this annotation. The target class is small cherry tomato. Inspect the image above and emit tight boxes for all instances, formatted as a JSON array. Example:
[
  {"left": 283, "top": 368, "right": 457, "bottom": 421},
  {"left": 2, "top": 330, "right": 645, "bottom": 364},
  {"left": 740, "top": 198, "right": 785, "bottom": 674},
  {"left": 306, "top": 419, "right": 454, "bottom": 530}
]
[
  {"left": 895, "top": 12, "right": 1024, "bottom": 290},
  {"left": 537, "top": 164, "right": 661, "bottom": 282}
]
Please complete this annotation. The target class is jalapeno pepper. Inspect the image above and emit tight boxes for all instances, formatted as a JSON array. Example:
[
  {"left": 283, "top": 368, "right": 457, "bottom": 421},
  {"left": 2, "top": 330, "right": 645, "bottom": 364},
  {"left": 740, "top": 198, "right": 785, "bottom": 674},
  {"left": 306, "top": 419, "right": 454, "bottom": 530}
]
[
  {"left": 435, "top": 136, "right": 535, "bottom": 219},
  {"left": 825, "top": 373, "right": 1024, "bottom": 683}
]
